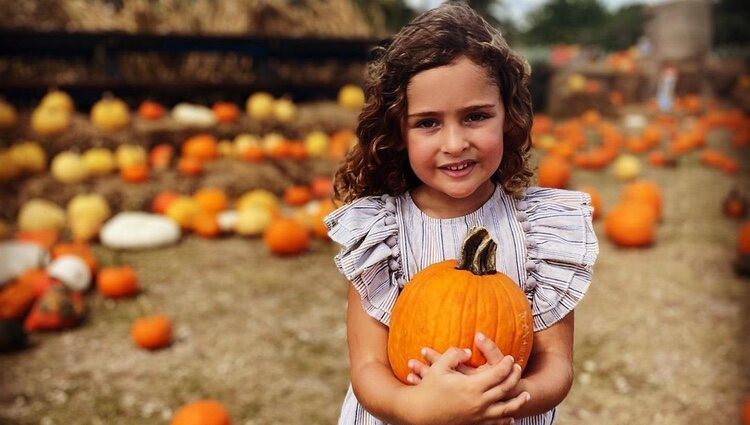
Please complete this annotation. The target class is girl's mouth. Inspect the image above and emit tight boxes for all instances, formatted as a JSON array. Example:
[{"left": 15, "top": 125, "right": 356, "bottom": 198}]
[{"left": 439, "top": 160, "right": 476, "bottom": 176}]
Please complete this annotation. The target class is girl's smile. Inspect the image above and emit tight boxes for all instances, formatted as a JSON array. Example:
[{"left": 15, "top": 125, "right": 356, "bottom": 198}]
[{"left": 405, "top": 56, "right": 505, "bottom": 218}]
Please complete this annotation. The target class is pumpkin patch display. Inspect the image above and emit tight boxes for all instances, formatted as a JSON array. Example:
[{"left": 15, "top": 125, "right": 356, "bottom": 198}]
[
  {"left": 131, "top": 314, "right": 172, "bottom": 350},
  {"left": 388, "top": 226, "right": 533, "bottom": 384},
  {"left": 97, "top": 266, "right": 139, "bottom": 298},
  {"left": 171, "top": 399, "right": 231, "bottom": 425}
]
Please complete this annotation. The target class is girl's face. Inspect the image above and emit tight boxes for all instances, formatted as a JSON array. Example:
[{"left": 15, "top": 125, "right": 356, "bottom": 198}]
[{"left": 404, "top": 56, "right": 505, "bottom": 217}]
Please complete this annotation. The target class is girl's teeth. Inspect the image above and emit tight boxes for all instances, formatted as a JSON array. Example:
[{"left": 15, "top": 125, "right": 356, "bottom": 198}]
[{"left": 447, "top": 163, "right": 469, "bottom": 171}]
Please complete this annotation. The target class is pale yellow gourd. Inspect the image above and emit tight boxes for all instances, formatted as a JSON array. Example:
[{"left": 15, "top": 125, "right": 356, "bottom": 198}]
[
  {"left": 0, "top": 98, "right": 18, "bottom": 129},
  {"left": 337, "top": 84, "right": 365, "bottom": 110},
  {"left": 115, "top": 144, "right": 147, "bottom": 169},
  {"left": 31, "top": 105, "right": 71, "bottom": 136},
  {"left": 235, "top": 205, "right": 273, "bottom": 236},
  {"left": 40, "top": 90, "right": 75, "bottom": 112},
  {"left": 9, "top": 141, "right": 46, "bottom": 174},
  {"left": 246, "top": 92, "right": 275, "bottom": 120},
  {"left": 165, "top": 197, "right": 201, "bottom": 229},
  {"left": 83, "top": 147, "right": 116, "bottom": 175},
  {"left": 91, "top": 95, "right": 130, "bottom": 130},
  {"left": 303, "top": 131, "right": 329, "bottom": 157},
  {"left": 18, "top": 199, "right": 66, "bottom": 232},
  {"left": 51, "top": 151, "right": 89, "bottom": 183}
]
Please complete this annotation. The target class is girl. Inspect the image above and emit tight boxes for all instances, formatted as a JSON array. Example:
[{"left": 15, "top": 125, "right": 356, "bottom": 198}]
[{"left": 325, "top": 3, "right": 598, "bottom": 424}]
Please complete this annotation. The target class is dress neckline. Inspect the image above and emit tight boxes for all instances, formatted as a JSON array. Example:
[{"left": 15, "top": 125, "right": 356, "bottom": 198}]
[{"left": 404, "top": 184, "right": 504, "bottom": 224}]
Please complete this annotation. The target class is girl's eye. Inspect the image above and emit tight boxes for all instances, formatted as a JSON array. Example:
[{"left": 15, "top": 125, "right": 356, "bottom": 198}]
[
  {"left": 416, "top": 119, "right": 439, "bottom": 129},
  {"left": 466, "top": 113, "right": 489, "bottom": 122}
]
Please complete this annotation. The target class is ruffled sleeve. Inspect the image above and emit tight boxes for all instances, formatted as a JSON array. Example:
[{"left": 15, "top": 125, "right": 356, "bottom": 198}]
[
  {"left": 324, "top": 195, "right": 405, "bottom": 326},
  {"left": 517, "top": 187, "right": 599, "bottom": 331}
]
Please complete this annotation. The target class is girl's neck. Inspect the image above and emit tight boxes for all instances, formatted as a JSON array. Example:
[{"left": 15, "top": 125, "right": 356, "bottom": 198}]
[{"left": 410, "top": 180, "right": 496, "bottom": 219}]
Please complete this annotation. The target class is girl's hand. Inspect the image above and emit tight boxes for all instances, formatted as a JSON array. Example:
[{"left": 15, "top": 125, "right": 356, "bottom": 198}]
[
  {"left": 404, "top": 342, "right": 530, "bottom": 424},
  {"left": 407, "top": 332, "right": 507, "bottom": 383}
]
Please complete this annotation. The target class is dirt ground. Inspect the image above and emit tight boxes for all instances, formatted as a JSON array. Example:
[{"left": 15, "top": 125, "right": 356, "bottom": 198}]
[{"left": 1, "top": 127, "right": 749, "bottom": 425}]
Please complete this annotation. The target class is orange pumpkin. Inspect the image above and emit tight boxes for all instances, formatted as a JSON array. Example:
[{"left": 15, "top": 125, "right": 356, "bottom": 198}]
[
  {"left": 537, "top": 155, "right": 571, "bottom": 189},
  {"left": 286, "top": 142, "right": 307, "bottom": 160},
  {"left": 263, "top": 218, "right": 310, "bottom": 256},
  {"left": 97, "top": 266, "right": 139, "bottom": 298},
  {"left": 193, "top": 211, "right": 221, "bottom": 238},
  {"left": 171, "top": 399, "right": 231, "bottom": 425},
  {"left": 193, "top": 188, "right": 228, "bottom": 215},
  {"left": 723, "top": 189, "right": 747, "bottom": 218},
  {"left": 310, "top": 176, "right": 334, "bottom": 199},
  {"left": 0, "top": 274, "right": 37, "bottom": 320},
  {"left": 178, "top": 156, "right": 203, "bottom": 176},
  {"left": 739, "top": 221, "right": 750, "bottom": 255},
  {"left": 388, "top": 226, "right": 533, "bottom": 384},
  {"left": 131, "top": 314, "right": 172, "bottom": 350},
  {"left": 604, "top": 202, "right": 656, "bottom": 247},
  {"left": 212, "top": 102, "right": 239, "bottom": 123},
  {"left": 15, "top": 229, "right": 59, "bottom": 250},
  {"left": 149, "top": 143, "right": 174, "bottom": 170},
  {"left": 182, "top": 134, "right": 218, "bottom": 161},
  {"left": 621, "top": 180, "right": 663, "bottom": 221},
  {"left": 283, "top": 185, "right": 312, "bottom": 207},
  {"left": 120, "top": 163, "right": 149, "bottom": 183},
  {"left": 241, "top": 145, "right": 265, "bottom": 162},
  {"left": 138, "top": 101, "right": 166, "bottom": 121}
]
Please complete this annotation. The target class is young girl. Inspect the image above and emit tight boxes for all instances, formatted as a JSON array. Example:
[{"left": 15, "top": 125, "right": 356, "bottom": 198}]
[{"left": 325, "top": 3, "right": 598, "bottom": 424}]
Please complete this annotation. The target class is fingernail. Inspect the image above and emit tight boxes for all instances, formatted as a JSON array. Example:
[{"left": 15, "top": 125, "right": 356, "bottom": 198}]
[
  {"left": 508, "top": 355, "right": 515, "bottom": 363},
  {"left": 475, "top": 332, "right": 486, "bottom": 342},
  {"left": 406, "top": 374, "right": 414, "bottom": 384},
  {"left": 525, "top": 392, "right": 531, "bottom": 401},
  {"left": 514, "top": 363, "right": 522, "bottom": 373},
  {"left": 463, "top": 348, "right": 472, "bottom": 356},
  {"left": 420, "top": 347, "right": 427, "bottom": 356},
  {"left": 408, "top": 360, "right": 415, "bottom": 369}
]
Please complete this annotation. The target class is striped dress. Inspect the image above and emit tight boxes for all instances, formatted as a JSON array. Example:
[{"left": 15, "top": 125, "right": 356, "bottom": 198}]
[{"left": 325, "top": 185, "right": 599, "bottom": 425}]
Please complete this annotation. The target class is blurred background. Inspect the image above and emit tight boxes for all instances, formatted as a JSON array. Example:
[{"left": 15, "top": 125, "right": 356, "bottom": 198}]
[{"left": 0, "top": 1, "right": 748, "bottom": 424}]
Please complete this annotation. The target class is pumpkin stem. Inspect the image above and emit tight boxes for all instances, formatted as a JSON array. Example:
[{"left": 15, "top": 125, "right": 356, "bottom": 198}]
[{"left": 456, "top": 226, "right": 497, "bottom": 275}]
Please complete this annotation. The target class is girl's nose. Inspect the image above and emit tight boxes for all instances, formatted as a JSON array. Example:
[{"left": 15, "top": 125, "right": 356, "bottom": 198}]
[{"left": 441, "top": 124, "right": 468, "bottom": 155}]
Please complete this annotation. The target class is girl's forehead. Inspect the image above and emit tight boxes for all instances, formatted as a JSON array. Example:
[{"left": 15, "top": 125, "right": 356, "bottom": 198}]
[{"left": 406, "top": 58, "right": 498, "bottom": 105}]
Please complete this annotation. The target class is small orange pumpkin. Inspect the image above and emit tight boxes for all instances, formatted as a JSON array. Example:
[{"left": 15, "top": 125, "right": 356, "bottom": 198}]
[
  {"left": 212, "top": 102, "right": 239, "bottom": 123},
  {"left": 310, "top": 176, "right": 334, "bottom": 199},
  {"left": 621, "top": 180, "right": 663, "bottom": 221},
  {"left": 97, "top": 266, "right": 139, "bottom": 298},
  {"left": 388, "top": 226, "right": 533, "bottom": 383},
  {"left": 138, "top": 100, "right": 166, "bottom": 121},
  {"left": 152, "top": 191, "right": 181, "bottom": 214},
  {"left": 178, "top": 156, "right": 204, "bottom": 176},
  {"left": 182, "top": 134, "right": 218, "bottom": 161},
  {"left": 283, "top": 185, "right": 312, "bottom": 207},
  {"left": 537, "top": 155, "right": 571, "bottom": 189},
  {"left": 263, "top": 218, "right": 310, "bottom": 256},
  {"left": 149, "top": 143, "right": 174, "bottom": 170},
  {"left": 604, "top": 202, "right": 656, "bottom": 247},
  {"left": 171, "top": 399, "right": 231, "bottom": 425},
  {"left": 131, "top": 314, "right": 172, "bottom": 350},
  {"left": 192, "top": 211, "right": 221, "bottom": 238},
  {"left": 120, "top": 163, "right": 149, "bottom": 183},
  {"left": 723, "top": 189, "right": 747, "bottom": 218},
  {"left": 193, "top": 188, "right": 228, "bottom": 215}
]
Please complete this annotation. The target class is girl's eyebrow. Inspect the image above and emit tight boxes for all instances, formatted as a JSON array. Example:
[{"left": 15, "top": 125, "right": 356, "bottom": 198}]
[{"left": 407, "top": 103, "right": 496, "bottom": 118}]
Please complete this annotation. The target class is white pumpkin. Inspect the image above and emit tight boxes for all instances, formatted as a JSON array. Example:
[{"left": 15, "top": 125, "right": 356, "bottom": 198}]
[
  {"left": 0, "top": 242, "right": 49, "bottom": 285},
  {"left": 100, "top": 212, "right": 181, "bottom": 250},
  {"left": 48, "top": 255, "right": 91, "bottom": 291},
  {"left": 171, "top": 103, "right": 216, "bottom": 127},
  {"left": 216, "top": 210, "right": 238, "bottom": 233}
]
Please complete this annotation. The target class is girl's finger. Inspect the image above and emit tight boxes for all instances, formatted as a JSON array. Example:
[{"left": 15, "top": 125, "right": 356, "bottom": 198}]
[
  {"left": 475, "top": 355, "right": 516, "bottom": 390},
  {"left": 419, "top": 346, "right": 442, "bottom": 365},
  {"left": 407, "top": 358, "right": 430, "bottom": 378},
  {"left": 475, "top": 332, "right": 504, "bottom": 365},
  {"left": 406, "top": 372, "right": 422, "bottom": 385},
  {"left": 430, "top": 347, "right": 472, "bottom": 371},
  {"left": 483, "top": 363, "right": 523, "bottom": 401},
  {"left": 483, "top": 392, "right": 530, "bottom": 419}
]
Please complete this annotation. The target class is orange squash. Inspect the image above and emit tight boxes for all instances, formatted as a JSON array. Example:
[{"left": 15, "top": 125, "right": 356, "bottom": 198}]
[
  {"left": 388, "top": 226, "right": 533, "bottom": 384},
  {"left": 171, "top": 399, "right": 231, "bottom": 425},
  {"left": 193, "top": 188, "right": 228, "bottom": 215},
  {"left": 138, "top": 100, "right": 165, "bottom": 121},
  {"left": 537, "top": 155, "right": 571, "bottom": 189},
  {"left": 120, "top": 163, "right": 149, "bottom": 183},
  {"left": 131, "top": 314, "right": 172, "bottom": 350},
  {"left": 283, "top": 185, "right": 312, "bottom": 207},
  {"left": 96, "top": 266, "right": 139, "bottom": 298},
  {"left": 621, "top": 180, "right": 663, "bottom": 221},
  {"left": 182, "top": 134, "right": 218, "bottom": 161},
  {"left": 212, "top": 102, "right": 239, "bottom": 123},
  {"left": 263, "top": 218, "right": 310, "bottom": 256},
  {"left": 149, "top": 143, "right": 174, "bottom": 170},
  {"left": 604, "top": 202, "right": 656, "bottom": 248},
  {"left": 192, "top": 211, "right": 221, "bottom": 238},
  {"left": 178, "top": 156, "right": 203, "bottom": 176}
]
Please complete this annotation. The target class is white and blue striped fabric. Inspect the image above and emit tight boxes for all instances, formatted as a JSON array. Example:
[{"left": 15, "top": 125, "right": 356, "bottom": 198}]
[{"left": 325, "top": 185, "right": 599, "bottom": 425}]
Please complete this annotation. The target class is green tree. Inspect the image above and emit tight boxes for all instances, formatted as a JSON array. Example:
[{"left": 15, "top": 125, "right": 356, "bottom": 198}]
[
  {"left": 599, "top": 4, "right": 644, "bottom": 51},
  {"left": 523, "top": 0, "right": 609, "bottom": 46}
]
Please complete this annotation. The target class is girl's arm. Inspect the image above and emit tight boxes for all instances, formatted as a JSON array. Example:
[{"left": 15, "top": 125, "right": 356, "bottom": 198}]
[
  {"left": 506, "top": 311, "right": 575, "bottom": 417},
  {"left": 410, "top": 311, "right": 575, "bottom": 418},
  {"left": 345, "top": 285, "right": 530, "bottom": 425}
]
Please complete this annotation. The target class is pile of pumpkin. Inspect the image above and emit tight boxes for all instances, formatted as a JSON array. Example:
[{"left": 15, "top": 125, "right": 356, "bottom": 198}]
[
  {"left": 531, "top": 102, "right": 748, "bottom": 249},
  {"left": 0, "top": 84, "right": 364, "bottom": 136},
  {"left": 0, "top": 234, "right": 172, "bottom": 350}
]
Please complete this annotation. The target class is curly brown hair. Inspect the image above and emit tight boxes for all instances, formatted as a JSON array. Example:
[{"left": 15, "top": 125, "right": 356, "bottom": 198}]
[{"left": 333, "top": 1, "right": 534, "bottom": 203}]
